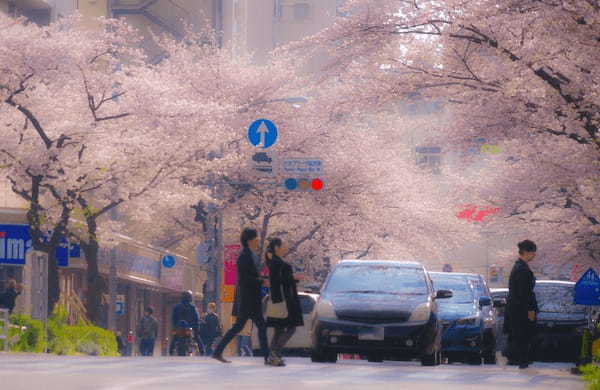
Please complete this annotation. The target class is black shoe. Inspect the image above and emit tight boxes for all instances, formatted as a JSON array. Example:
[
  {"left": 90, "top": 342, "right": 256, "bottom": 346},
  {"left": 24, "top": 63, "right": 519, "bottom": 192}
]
[
  {"left": 212, "top": 354, "right": 231, "bottom": 363},
  {"left": 507, "top": 360, "right": 519, "bottom": 366},
  {"left": 518, "top": 363, "right": 529, "bottom": 369}
]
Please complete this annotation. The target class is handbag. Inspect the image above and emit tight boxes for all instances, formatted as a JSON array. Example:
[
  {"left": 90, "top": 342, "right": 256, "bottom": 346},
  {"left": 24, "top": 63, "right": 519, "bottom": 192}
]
[{"left": 266, "top": 266, "right": 288, "bottom": 319}]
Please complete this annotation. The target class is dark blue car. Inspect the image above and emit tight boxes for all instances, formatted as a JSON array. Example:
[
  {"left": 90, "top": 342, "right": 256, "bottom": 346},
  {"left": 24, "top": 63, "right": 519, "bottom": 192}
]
[{"left": 430, "top": 272, "right": 495, "bottom": 365}]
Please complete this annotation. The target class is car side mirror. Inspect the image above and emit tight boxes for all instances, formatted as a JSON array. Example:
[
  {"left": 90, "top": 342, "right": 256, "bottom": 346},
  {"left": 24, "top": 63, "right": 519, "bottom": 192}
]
[
  {"left": 479, "top": 296, "right": 492, "bottom": 307},
  {"left": 492, "top": 298, "right": 506, "bottom": 308},
  {"left": 435, "top": 290, "right": 453, "bottom": 299}
]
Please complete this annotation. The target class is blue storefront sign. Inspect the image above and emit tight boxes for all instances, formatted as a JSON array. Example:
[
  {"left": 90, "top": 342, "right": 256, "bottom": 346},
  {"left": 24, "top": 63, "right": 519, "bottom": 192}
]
[
  {"left": 0, "top": 224, "right": 32, "bottom": 265},
  {"left": 0, "top": 225, "right": 81, "bottom": 266},
  {"left": 43, "top": 231, "right": 81, "bottom": 267}
]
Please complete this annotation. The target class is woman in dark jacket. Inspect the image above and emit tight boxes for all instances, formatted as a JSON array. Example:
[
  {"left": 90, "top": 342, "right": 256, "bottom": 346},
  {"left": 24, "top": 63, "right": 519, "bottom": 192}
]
[
  {"left": 503, "top": 239, "right": 538, "bottom": 369},
  {"left": 265, "top": 238, "right": 303, "bottom": 366}
]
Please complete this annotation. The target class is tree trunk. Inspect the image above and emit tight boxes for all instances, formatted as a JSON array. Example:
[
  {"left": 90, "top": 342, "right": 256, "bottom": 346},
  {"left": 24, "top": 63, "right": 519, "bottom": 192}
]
[
  {"left": 82, "top": 239, "right": 102, "bottom": 324},
  {"left": 47, "top": 248, "right": 60, "bottom": 315}
]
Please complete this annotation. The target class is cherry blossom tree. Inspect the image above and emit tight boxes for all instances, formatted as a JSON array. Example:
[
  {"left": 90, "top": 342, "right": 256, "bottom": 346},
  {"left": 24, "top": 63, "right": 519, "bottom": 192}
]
[{"left": 282, "top": 0, "right": 600, "bottom": 277}]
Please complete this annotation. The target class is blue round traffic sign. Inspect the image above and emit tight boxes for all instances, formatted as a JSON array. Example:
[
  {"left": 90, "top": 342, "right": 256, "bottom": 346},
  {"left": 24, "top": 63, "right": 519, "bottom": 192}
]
[
  {"left": 248, "top": 119, "right": 278, "bottom": 149},
  {"left": 285, "top": 178, "right": 298, "bottom": 190},
  {"left": 162, "top": 255, "right": 176, "bottom": 268}
]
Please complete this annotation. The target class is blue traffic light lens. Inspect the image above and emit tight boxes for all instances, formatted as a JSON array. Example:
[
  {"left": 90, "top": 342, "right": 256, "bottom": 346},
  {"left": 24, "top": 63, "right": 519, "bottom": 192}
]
[{"left": 285, "top": 178, "right": 298, "bottom": 190}]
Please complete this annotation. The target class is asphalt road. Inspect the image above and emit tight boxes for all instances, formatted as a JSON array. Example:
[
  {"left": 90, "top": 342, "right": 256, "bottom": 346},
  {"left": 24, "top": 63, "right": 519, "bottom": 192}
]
[{"left": 0, "top": 353, "right": 585, "bottom": 390}]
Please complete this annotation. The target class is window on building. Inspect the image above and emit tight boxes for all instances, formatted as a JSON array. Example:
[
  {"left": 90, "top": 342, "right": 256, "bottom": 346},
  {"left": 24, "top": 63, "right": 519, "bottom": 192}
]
[
  {"left": 293, "top": 2, "right": 310, "bottom": 21},
  {"left": 274, "top": 0, "right": 283, "bottom": 19},
  {"left": 0, "top": 266, "right": 23, "bottom": 293},
  {"left": 415, "top": 146, "right": 442, "bottom": 174},
  {"left": 336, "top": 0, "right": 348, "bottom": 17}
]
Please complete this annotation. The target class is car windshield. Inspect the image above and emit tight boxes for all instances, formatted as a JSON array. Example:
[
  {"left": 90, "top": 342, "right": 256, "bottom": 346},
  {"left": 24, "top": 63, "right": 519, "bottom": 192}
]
[
  {"left": 467, "top": 277, "right": 486, "bottom": 297},
  {"left": 431, "top": 277, "right": 474, "bottom": 304},
  {"left": 535, "top": 284, "right": 587, "bottom": 314},
  {"left": 325, "top": 265, "right": 428, "bottom": 295}
]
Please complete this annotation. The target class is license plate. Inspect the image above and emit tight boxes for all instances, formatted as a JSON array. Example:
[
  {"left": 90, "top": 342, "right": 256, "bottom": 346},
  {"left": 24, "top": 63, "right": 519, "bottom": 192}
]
[{"left": 358, "top": 327, "right": 384, "bottom": 341}]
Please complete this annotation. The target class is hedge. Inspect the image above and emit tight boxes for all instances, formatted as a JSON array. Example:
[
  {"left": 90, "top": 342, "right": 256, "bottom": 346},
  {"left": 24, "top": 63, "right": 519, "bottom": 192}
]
[
  {"left": 581, "top": 364, "right": 600, "bottom": 390},
  {"left": 5, "top": 305, "right": 118, "bottom": 356}
]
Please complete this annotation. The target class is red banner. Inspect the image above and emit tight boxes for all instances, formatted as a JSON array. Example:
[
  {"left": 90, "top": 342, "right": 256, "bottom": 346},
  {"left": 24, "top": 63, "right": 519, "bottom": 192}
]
[
  {"left": 457, "top": 204, "right": 501, "bottom": 222},
  {"left": 223, "top": 244, "right": 241, "bottom": 285}
]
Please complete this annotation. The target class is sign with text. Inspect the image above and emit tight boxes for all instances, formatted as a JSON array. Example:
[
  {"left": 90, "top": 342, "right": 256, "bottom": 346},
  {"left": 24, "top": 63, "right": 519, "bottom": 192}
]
[
  {"left": 0, "top": 224, "right": 31, "bottom": 265},
  {"left": 575, "top": 268, "right": 600, "bottom": 306},
  {"left": 223, "top": 244, "right": 241, "bottom": 285},
  {"left": 282, "top": 158, "right": 324, "bottom": 176},
  {"left": 221, "top": 284, "right": 235, "bottom": 303}
]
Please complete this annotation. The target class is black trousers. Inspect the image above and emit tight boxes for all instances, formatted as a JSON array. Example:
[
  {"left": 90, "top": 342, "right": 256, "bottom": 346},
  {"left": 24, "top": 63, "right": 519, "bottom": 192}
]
[
  {"left": 507, "top": 320, "right": 535, "bottom": 364},
  {"left": 270, "top": 326, "right": 296, "bottom": 356},
  {"left": 213, "top": 314, "right": 269, "bottom": 360}
]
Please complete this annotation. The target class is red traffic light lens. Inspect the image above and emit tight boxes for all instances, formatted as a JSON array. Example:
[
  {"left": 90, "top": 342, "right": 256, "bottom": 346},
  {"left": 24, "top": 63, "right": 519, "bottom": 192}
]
[{"left": 311, "top": 178, "right": 324, "bottom": 191}]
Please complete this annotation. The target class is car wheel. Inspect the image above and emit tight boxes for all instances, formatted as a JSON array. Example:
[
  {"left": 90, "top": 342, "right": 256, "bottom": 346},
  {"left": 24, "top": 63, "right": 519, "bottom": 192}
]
[
  {"left": 311, "top": 346, "right": 336, "bottom": 363},
  {"left": 483, "top": 349, "right": 497, "bottom": 365},
  {"left": 326, "top": 350, "right": 338, "bottom": 363},
  {"left": 367, "top": 353, "right": 384, "bottom": 363},
  {"left": 467, "top": 353, "right": 482, "bottom": 365},
  {"left": 421, "top": 350, "right": 440, "bottom": 366}
]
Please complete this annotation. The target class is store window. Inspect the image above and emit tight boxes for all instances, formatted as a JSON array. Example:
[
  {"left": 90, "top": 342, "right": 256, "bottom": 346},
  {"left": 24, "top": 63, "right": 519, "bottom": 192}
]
[
  {"left": 415, "top": 146, "right": 442, "bottom": 174},
  {"left": 0, "top": 266, "right": 23, "bottom": 293},
  {"left": 274, "top": 0, "right": 283, "bottom": 19},
  {"left": 293, "top": 3, "right": 310, "bottom": 21}
]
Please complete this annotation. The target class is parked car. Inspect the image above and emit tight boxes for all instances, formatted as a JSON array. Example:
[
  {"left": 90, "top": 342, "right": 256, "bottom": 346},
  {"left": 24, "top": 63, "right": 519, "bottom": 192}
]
[
  {"left": 461, "top": 273, "right": 498, "bottom": 356},
  {"left": 531, "top": 280, "right": 588, "bottom": 362},
  {"left": 251, "top": 292, "right": 319, "bottom": 356},
  {"left": 493, "top": 281, "right": 588, "bottom": 362},
  {"left": 430, "top": 272, "right": 497, "bottom": 365},
  {"left": 310, "top": 260, "right": 452, "bottom": 366}
]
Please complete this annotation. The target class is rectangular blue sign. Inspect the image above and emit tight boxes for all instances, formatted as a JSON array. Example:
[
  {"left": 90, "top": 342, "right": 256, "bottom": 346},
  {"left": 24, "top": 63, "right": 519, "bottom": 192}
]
[
  {"left": 0, "top": 225, "right": 80, "bottom": 267},
  {"left": 0, "top": 224, "right": 31, "bottom": 265}
]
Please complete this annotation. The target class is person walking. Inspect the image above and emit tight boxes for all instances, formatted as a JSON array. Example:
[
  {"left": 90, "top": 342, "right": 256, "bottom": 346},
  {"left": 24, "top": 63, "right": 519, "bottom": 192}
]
[
  {"left": 0, "top": 279, "right": 23, "bottom": 314},
  {"left": 202, "top": 302, "right": 222, "bottom": 356},
  {"left": 264, "top": 238, "right": 304, "bottom": 367},
  {"left": 171, "top": 290, "right": 204, "bottom": 355},
  {"left": 212, "top": 228, "right": 272, "bottom": 365},
  {"left": 503, "top": 239, "right": 539, "bottom": 369},
  {"left": 137, "top": 307, "right": 159, "bottom": 356}
]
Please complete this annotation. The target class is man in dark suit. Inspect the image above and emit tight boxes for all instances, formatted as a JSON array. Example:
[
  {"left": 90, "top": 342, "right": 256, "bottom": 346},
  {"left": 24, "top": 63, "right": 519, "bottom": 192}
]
[
  {"left": 503, "top": 239, "right": 538, "bottom": 369},
  {"left": 212, "top": 228, "right": 272, "bottom": 364}
]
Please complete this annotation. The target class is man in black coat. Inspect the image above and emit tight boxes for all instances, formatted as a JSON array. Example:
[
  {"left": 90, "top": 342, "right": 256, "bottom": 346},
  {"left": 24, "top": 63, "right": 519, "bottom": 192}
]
[
  {"left": 212, "top": 228, "right": 271, "bottom": 364},
  {"left": 0, "top": 279, "right": 22, "bottom": 314},
  {"left": 170, "top": 290, "right": 204, "bottom": 355},
  {"left": 503, "top": 239, "right": 538, "bottom": 369}
]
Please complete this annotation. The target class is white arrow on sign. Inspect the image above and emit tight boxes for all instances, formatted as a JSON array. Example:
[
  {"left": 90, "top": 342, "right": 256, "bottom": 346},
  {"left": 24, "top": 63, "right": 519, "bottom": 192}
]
[{"left": 258, "top": 122, "right": 269, "bottom": 148}]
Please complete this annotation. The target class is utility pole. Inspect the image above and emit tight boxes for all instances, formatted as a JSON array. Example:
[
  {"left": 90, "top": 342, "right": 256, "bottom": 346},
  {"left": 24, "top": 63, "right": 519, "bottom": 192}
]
[
  {"left": 108, "top": 181, "right": 119, "bottom": 332},
  {"left": 207, "top": 174, "right": 225, "bottom": 317}
]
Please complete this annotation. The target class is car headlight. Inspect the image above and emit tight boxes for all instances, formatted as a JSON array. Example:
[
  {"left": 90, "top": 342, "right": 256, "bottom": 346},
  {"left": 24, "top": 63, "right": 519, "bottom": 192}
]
[
  {"left": 456, "top": 316, "right": 479, "bottom": 326},
  {"left": 316, "top": 298, "right": 337, "bottom": 320},
  {"left": 483, "top": 315, "right": 495, "bottom": 327},
  {"left": 408, "top": 302, "right": 431, "bottom": 322}
]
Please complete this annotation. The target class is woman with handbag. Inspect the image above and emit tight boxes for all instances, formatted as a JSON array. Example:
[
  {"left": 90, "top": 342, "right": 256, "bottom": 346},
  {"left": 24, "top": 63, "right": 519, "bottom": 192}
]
[{"left": 265, "top": 238, "right": 304, "bottom": 367}]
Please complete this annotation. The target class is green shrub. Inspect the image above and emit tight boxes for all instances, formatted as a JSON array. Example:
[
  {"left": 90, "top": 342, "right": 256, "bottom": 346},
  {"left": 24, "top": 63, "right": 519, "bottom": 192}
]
[
  {"left": 581, "top": 364, "right": 600, "bottom": 390},
  {"left": 47, "top": 305, "right": 118, "bottom": 356},
  {"left": 8, "top": 314, "right": 47, "bottom": 352},
  {"left": 4, "top": 306, "right": 118, "bottom": 356}
]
